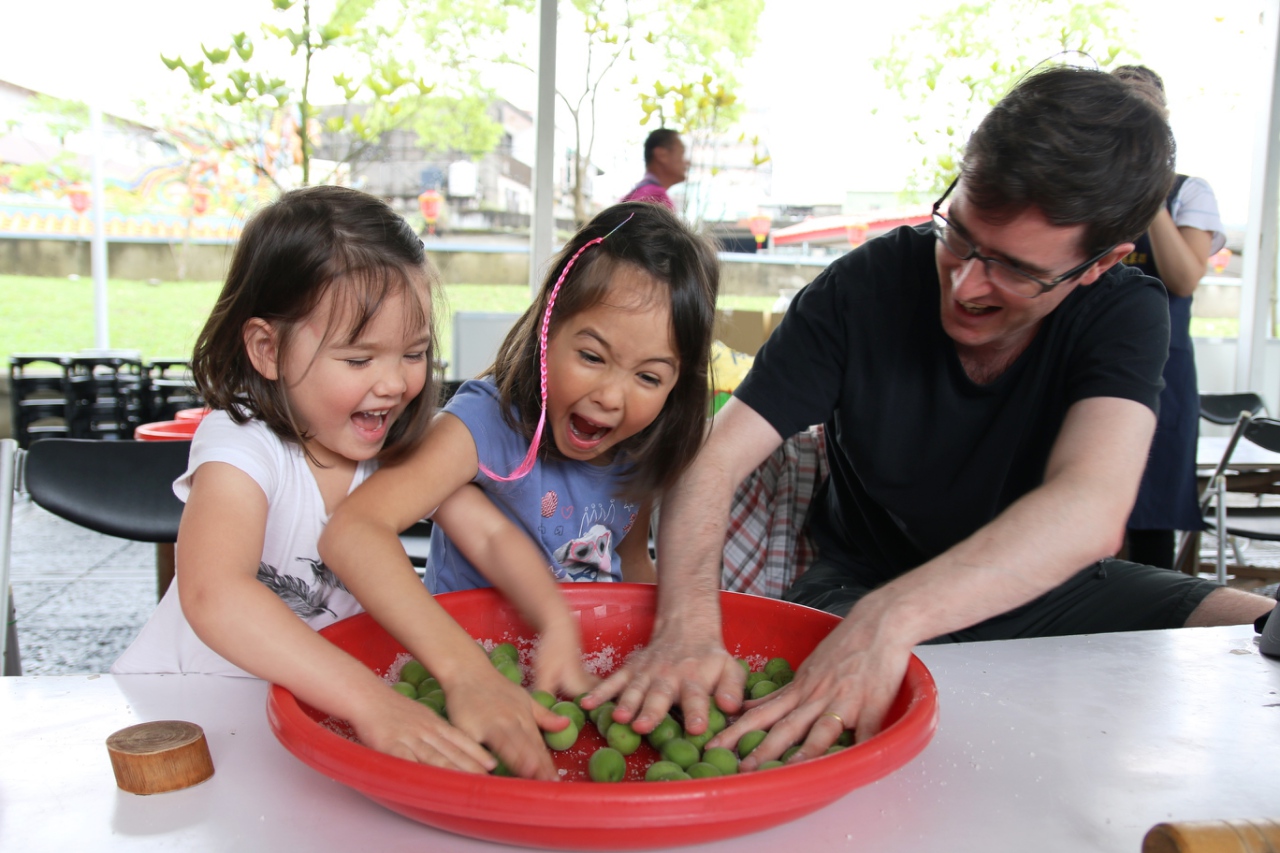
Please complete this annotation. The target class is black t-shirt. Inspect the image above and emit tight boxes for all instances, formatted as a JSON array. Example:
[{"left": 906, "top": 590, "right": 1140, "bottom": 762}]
[{"left": 735, "top": 224, "right": 1169, "bottom": 585}]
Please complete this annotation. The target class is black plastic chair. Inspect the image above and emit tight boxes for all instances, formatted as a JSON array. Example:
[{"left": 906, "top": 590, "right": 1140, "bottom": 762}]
[
  {"left": 1199, "top": 392, "right": 1267, "bottom": 425},
  {"left": 1186, "top": 413, "right": 1280, "bottom": 582},
  {"left": 21, "top": 438, "right": 190, "bottom": 603}
]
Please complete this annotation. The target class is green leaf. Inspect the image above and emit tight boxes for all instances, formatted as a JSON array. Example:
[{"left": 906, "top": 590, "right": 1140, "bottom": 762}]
[
  {"left": 271, "top": 0, "right": 294, "bottom": 9},
  {"left": 160, "top": 54, "right": 184, "bottom": 71},
  {"left": 233, "top": 35, "right": 253, "bottom": 62},
  {"left": 201, "top": 44, "right": 231, "bottom": 64}
]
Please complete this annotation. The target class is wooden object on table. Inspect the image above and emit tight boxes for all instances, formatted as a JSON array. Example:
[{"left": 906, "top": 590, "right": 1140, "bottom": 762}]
[
  {"left": 106, "top": 720, "right": 214, "bottom": 794},
  {"left": 1143, "top": 819, "right": 1280, "bottom": 853}
]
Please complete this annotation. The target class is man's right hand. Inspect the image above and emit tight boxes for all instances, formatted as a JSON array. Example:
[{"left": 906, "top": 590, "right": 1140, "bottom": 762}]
[
  {"left": 705, "top": 605, "right": 914, "bottom": 769},
  {"left": 582, "top": 613, "right": 745, "bottom": 734}
]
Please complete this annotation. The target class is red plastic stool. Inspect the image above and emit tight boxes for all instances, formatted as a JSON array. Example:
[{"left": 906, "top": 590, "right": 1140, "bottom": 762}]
[{"left": 135, "top": 419, "right": 199, "bottom": 441}]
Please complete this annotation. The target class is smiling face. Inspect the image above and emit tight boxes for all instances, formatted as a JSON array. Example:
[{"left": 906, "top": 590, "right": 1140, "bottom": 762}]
[
  {"left": 936, "top": 183, "right": 1127, "bottom": 372},
  {"left": 543, "top": 265, "right": 679, "bottom": 465},
  {"left": 252, "top": 276, "right": 432, "bottom": 469}
]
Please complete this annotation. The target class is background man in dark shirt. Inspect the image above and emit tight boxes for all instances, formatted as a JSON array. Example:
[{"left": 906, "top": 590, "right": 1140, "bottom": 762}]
[{"left": 586, "top": 66, "right": 1276, "bottom": 767}]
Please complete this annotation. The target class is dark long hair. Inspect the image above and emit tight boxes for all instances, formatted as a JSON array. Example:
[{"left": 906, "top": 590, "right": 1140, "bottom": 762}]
[
  {"left": 489, "top": 202, "right": 719, "bottom": 500},
  {"left": 962, "top": 65, "right": 1175, "bottom": 255},
  {"left": 192, "top": 185, "right": 441, "bottom": 464}
]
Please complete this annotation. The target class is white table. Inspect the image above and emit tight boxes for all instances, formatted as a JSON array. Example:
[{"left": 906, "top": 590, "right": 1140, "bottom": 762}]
[
  {"left": 3, "top": 626, "right": 1277, "bottom": 852},
  {"left": 1198, "top": 434, "right": 1280, "bottom": 469}
]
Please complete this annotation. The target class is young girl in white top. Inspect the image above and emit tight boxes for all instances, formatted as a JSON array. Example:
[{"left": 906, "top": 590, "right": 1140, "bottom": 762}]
[
  {"left": 113, "top": 186, "right": 563, "bottom": 779},
  {"left": 321, "top": 202, "right": 720, "bottom": 699}
]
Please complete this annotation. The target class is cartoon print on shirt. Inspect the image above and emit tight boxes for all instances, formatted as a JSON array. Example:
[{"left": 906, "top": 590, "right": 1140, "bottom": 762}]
[
  {"left": 256, "top": 557, "right": 348, "bottom": 619},
  {"left": 553, "top": 524, "right": 615, "bottom": 582},
  {"left": 544, "top": 501, "right": 640, "bottom": 583}
]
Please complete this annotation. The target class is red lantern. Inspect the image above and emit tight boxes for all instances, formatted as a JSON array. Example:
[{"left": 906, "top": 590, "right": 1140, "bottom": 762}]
[
  {"left": 418, "top": 189, "right": 442, "bottom": 236},
  {"left": 747, "top": 212, "right": 772, "bottom": 250},
  {"left": 191, "top": 185, "right": 211, "bottom": 216},
  {"left": 67, "top": 184, "right": 90, "bottom": 215},
  {"left": 1210, "top": 247, "right": 1233, "bottom": 274},
  {"left": 845, "top": 224, "right": 867, "bottom": 247}
]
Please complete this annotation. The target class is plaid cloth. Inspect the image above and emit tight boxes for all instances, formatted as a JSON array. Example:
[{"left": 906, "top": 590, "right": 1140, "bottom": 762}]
[{"left": 721, "top": 425, "right": 828, "bottom": 598}]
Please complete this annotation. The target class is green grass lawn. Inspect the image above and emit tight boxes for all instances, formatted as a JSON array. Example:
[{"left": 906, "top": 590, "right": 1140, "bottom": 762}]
[{"left": 0, "top": 275, "right": 782, "bottom": 366}]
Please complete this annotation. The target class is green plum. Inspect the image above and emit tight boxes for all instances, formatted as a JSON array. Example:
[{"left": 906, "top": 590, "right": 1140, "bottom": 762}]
[
  {"left": 646, "top": 715, "right": 680, "bottom": 751},
  {"left": 701, "top": 746, "right": 739, "bottom": 775},
  {"left": 660, "top": 738, "right": 701, "bottom": 770},
  {"left": 736, "top": 729, "right": 768, "bottom": 759},
  {"left": 606, "top": 721, "right": 641, "bottom": 756},
  {"left": 644, "top": 760, "right": 685, "bottom": 781},
  {"left": 494, "top": 658, "right": 523, "bottom": 686},
  {"left": 551, "top": 700, "right": 586, "bottom": 732},
  {"left": 749, "top": 679, "right": 779, "bottom": 700},
  {"left": 399, "top": 659, "right": 429, "bottom": 687},
  {"left": 687, "top": 762, "right": 722, "bottom": 779},
  {"left": 489, "top": 642, "right": 519, "bottom": 664},
  {"left": 543, "top": 720, "right": 579, "bottom": 751},
  {"left": 588, "top": 747, "right": 626, "bottom": 782}
]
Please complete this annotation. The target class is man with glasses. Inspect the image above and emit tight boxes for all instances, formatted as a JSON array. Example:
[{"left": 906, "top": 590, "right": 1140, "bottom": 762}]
[{"left": 585, "top": 65, "right": 1275, "bottom": 765}]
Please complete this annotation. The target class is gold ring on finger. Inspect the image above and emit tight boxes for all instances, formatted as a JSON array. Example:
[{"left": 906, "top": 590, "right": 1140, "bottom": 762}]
[{"left": 821, "top": 711, "right": 846, "bottom": 728}]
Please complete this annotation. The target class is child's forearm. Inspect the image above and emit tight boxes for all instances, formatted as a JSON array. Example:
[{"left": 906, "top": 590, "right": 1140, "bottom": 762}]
[
  {"left": 433, "top": 487, "right": 573, "bottom": 636},
  {"left": 182, "top": 570, "right": 399, "bottom": 719},
  {"left": 319, "top": 510, "right": 497, "bottom": 683}
]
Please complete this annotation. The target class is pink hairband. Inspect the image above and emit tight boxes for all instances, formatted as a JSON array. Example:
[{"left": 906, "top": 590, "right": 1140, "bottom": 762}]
[{"left": 480, "top": 212, "right": 636, "bottom": 482}]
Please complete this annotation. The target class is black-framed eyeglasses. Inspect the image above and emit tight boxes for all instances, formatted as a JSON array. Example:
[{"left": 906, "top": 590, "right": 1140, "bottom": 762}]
[{"left": 930, "top": 178, "right": 1116, "bottom": 299}]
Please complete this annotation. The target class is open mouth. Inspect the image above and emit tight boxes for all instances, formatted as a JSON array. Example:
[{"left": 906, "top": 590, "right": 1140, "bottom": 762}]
[
  {"left": 568, "top": 413, "right": 612, "bottom": 447},
  {"left": 957, "top": 299, "right": 999, "bottom": 316},
  {"left": 351, "top": 409, "right": 389, "bottom": 435}
]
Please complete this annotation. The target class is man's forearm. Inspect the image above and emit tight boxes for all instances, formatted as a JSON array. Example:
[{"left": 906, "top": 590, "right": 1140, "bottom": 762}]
[
  {"left": 861, "top": 396, "right": 1152, "bottom": 647},
  {"left": 653, "top": 399, "right": 785, "bottom": 632}
]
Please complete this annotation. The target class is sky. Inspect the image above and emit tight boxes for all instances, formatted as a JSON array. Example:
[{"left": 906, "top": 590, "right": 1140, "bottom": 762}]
[{"left": 0, "top": 0, "right": 1271, "bottom": 225}]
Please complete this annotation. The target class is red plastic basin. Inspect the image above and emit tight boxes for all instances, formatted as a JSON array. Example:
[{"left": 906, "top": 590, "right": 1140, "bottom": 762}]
[
  {"left": 174, "top": 407, "right": 212, "bottom": 422},
  {"left": 267, "top": 585, "right": 938, "bottom": 850},
  {"left": 134, "top": 419, "right": 199, "bottom": 441}
]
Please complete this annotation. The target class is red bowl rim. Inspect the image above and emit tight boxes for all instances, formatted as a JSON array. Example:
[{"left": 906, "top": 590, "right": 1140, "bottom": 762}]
[{"left": 267, "top": 588, "right": 939, "bottom": 829}]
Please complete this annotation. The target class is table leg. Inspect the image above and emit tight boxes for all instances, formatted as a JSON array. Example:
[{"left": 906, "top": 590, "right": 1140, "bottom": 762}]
[
  {"left": 1173, "top": 530, "right": 1201, "bottom": 575},
  {"left": 156, "top": 543, "right": 175, "bottom": 601}
]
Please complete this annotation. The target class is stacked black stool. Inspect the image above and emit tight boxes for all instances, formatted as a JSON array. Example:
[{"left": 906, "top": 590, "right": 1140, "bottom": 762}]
[
  {"left": 145, "top": 359, "right": 202, "bottom": 422},
  {"left": 10, "top": 353, "right": 82, "bottom": 447},
  {"left": 67, "top": 352, "right": 148, "bottom": 440}
]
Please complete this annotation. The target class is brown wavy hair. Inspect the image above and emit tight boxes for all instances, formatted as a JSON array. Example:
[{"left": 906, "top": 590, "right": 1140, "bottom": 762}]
[
  {"left": 191, "top": 185, "right": 441, "bottom": 465},
  {"left": 962, "top": 65, "right": 1175, "bottom": 256},
  {"left": 488, "top": 201, "right": 719, "bottom": 500}
]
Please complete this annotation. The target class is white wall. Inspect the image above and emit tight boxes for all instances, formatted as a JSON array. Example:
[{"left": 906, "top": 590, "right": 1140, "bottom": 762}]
[{"left": 1193, "top": 338, "right": 1280, "bottom": 434}]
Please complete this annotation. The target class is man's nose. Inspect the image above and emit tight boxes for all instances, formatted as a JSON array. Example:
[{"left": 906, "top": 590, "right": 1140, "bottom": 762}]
[{"left": 952, "top": 257, "right": 995, "bottom": 299}]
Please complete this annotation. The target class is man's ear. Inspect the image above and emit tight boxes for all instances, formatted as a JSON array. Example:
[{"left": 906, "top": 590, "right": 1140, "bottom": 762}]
[
  {"left": 1078, "top": 242, "right": 1136, "bottom": 286},
  {"left": 243, "top": 318, "right": 281, "bottom": 380}
]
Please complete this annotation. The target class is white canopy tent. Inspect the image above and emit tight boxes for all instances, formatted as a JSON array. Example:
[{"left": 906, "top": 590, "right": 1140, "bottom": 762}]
[{"left": 1238, "top": 0, "right": 1280, "bottom": 397}]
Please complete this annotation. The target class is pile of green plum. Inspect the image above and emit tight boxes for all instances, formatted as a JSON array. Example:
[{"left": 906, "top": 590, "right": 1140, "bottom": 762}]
[
  {"left": 389, "top": 641, "right": 524, "bottom": 718},
  {"left": 389, "top": 645, "right": 852, "bottom": 783}
]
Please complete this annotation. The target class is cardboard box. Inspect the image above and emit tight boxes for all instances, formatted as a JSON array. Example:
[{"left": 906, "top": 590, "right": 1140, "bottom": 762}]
[{"left": 714, "top": 309, "right": 782, "bottom": 356}]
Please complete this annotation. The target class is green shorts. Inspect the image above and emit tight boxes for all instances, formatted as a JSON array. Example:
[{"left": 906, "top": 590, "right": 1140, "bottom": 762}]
[{"left": 783, "top": 558, "right": 1220, "bottom": 643}]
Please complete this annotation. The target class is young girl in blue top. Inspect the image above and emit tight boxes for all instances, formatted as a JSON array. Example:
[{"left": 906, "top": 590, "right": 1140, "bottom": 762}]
[
  {"left": 114, "top": 186, "right": 566, "bottom": 780},
  {"left": 322, "top": 201, "right": 720, "bottom": 698}
]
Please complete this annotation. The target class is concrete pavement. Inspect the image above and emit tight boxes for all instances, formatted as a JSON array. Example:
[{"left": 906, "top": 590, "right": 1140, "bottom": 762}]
[{"left": 8, "top": 497, "right": 155, "bottom": 675}]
